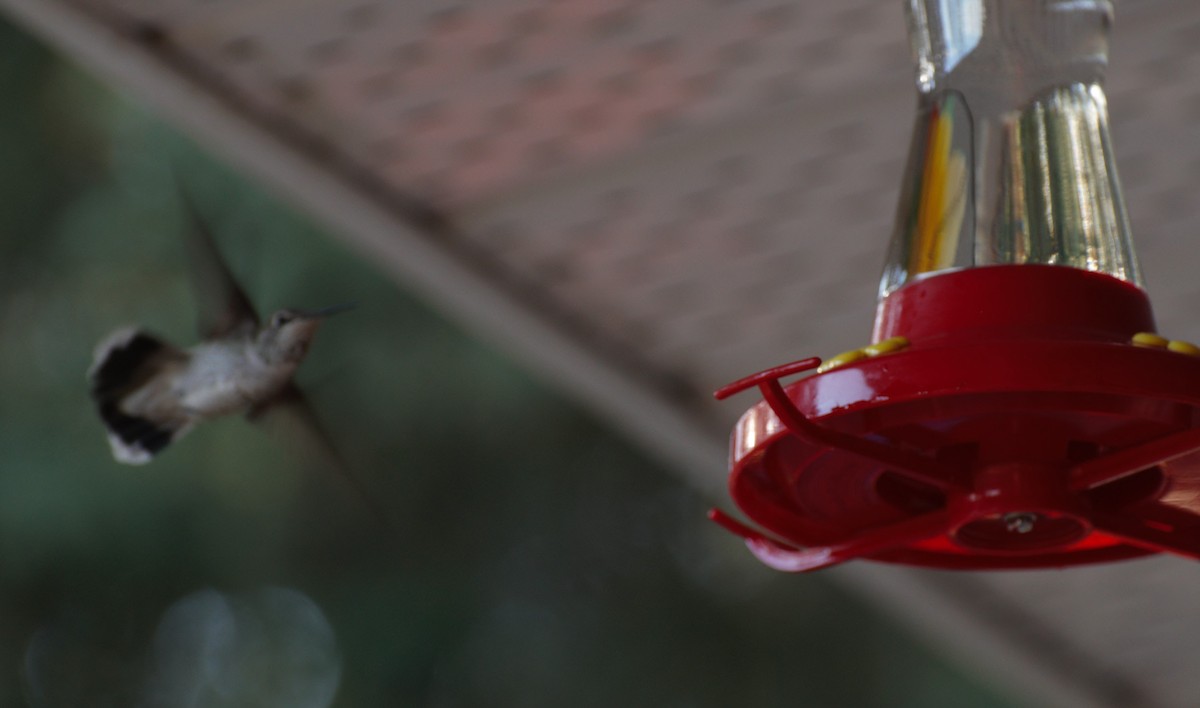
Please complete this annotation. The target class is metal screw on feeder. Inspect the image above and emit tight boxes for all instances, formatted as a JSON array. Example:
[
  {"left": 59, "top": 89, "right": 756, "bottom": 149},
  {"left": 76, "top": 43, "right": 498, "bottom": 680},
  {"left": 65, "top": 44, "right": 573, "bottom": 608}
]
[
  {"left": 710, "top": 0, "right": 1200, "bottom": 572},
  {"left": 1004, "top": 513, "right": 1037, "bottom": 535}
]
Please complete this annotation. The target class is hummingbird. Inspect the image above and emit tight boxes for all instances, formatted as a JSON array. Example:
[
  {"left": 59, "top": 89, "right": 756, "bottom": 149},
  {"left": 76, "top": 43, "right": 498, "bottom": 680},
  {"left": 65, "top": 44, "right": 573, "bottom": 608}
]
[{"left": 88, "top": 188, "right": 355, "bottom": 470}]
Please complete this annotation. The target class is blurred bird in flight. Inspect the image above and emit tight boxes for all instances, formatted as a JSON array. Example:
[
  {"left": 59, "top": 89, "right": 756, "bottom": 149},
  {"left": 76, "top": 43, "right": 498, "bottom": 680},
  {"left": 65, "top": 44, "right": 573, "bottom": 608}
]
[{"left": 87, "top": 188, "right": 366, "bottom": 501}]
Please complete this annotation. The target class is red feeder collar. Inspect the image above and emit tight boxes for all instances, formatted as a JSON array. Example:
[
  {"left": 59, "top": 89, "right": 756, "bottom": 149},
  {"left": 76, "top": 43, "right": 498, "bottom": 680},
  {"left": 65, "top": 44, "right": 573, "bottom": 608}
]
[{"left": 712, "top": 265, "right": 1200, "bottom": 572}]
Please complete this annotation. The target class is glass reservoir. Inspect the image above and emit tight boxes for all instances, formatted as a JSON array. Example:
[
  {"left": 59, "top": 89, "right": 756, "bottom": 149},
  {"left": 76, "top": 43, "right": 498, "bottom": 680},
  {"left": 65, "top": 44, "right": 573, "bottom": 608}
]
[{"left": 880, "top": 0, "right": 1141, "bottom": 299}]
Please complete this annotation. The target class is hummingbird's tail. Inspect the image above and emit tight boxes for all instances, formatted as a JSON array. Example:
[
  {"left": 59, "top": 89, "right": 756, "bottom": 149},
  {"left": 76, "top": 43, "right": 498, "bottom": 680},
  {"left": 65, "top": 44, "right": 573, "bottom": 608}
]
[{"left": 89, "top": 327, "right": 193, "bottom": 464}]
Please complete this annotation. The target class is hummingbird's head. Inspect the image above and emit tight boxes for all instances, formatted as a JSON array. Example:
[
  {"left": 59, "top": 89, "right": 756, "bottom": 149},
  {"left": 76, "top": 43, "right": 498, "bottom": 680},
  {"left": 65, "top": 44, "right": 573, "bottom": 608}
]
[{"left": 259, "top": 303, "right": 353, "bottom": 363}]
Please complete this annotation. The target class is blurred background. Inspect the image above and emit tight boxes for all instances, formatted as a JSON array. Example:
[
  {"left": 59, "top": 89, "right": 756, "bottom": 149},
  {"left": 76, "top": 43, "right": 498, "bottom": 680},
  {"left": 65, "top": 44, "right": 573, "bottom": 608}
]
[{"left": 0, "top": 13, "right": 1017, "bottom": 708}]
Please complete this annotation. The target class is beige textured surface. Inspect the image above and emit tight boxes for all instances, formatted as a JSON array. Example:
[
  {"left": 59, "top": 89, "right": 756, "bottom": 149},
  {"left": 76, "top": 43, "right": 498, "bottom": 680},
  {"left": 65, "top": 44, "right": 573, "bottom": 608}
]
[{"left": 6, "top": 1, "right": 1200, "bottom": 706}]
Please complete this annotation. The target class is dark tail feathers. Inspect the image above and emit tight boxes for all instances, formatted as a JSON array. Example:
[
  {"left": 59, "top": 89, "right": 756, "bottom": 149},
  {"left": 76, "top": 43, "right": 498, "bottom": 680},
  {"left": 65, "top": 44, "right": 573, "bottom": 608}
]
[{"left": 89, "top": 328, "right": 185, "bottom": 464}]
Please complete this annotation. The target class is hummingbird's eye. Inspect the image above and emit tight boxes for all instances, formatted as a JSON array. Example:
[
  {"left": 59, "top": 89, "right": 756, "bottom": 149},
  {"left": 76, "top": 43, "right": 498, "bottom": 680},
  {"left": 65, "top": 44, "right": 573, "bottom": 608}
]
[{"left": 272, "top": 312, "right": 294, "bottom": 328}]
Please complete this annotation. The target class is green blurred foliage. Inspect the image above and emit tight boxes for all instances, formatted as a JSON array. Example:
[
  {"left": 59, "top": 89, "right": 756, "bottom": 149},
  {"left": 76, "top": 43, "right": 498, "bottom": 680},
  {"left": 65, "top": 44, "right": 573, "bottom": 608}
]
[{"left": 0, "top": 16, "right": 1019, "bottom": 708}]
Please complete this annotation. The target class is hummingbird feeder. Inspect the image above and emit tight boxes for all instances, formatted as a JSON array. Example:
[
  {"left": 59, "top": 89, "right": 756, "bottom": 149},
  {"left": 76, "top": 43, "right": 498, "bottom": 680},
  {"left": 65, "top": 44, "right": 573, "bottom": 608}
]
[{"left": 710, "top": 0, "right": 1200, "bottom": 571}]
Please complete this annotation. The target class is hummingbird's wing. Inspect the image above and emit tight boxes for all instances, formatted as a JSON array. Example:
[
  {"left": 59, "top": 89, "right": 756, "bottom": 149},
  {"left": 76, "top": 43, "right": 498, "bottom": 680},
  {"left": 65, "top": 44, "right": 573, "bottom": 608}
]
[
  {"left": 176, "top": 186, "right": 260, "bottom": 339},
  {"left": 250, "top": 383, "right": 393, "bottom": 526}
]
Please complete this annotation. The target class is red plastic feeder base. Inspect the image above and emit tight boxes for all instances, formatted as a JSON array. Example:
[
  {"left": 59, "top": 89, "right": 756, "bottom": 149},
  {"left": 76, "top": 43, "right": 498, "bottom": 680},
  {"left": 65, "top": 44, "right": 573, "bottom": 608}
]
[{"left": 713, "top": 266, "right": 1200, "bottom": 571}]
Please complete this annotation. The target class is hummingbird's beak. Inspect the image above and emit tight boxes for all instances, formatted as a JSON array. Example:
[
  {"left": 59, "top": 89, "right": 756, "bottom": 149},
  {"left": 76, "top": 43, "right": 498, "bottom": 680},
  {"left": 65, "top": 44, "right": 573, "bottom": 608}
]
[{"left": 297, "top": 302, "right": 357, "bottom": 319}]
